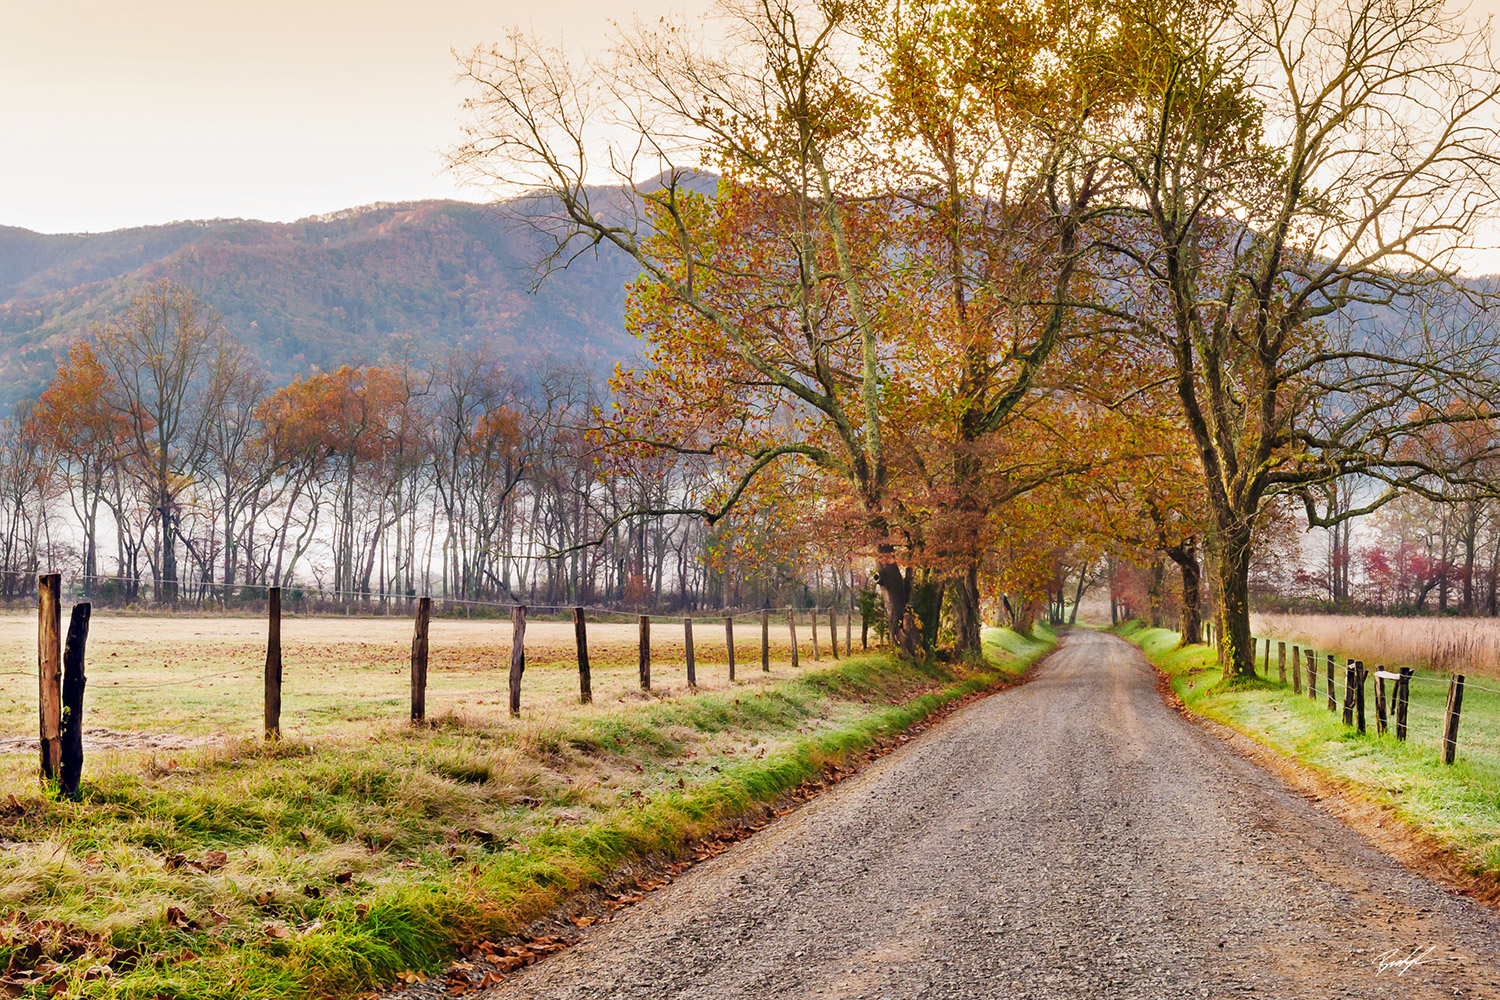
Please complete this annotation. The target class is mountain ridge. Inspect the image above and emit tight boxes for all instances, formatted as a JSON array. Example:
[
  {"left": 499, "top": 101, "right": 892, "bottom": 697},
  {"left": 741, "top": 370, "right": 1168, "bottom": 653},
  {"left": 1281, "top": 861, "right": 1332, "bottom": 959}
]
[{"left": 0, "top": 196, "right": 647, "bottom": 406}]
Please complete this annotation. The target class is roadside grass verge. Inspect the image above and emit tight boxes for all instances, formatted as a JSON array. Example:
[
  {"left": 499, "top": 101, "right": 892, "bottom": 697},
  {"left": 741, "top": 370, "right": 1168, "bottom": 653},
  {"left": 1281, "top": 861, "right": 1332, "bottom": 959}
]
[
  {"left": 1115, "top": 621, "right": 1500, "bottom": 877},
  {"left": 0, "top": 626, "right": 1054, "bottom": 999}
]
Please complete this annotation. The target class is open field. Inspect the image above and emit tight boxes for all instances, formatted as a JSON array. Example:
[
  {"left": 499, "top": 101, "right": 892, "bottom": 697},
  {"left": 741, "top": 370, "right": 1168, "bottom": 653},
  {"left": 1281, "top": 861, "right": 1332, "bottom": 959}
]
[
  {"left": 1253, "top": 612, "right": 1500, "bottom": 682},
  {"left": 0, "top": 611, "right": 830, "bottom": 752},
  {"left": 0, "top": 612, "right": 1055, "bottom": 1000},
  {"left": 1120, "top": 623, "right": 1500, "bottom": 877}
]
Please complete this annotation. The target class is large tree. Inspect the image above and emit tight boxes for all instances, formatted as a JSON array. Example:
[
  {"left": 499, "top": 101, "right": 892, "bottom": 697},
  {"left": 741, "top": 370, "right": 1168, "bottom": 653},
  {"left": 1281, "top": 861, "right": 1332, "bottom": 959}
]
[
  {"left": 449, "top": 0, "right": 1108, "bottom": 652},
  {"left": 1083, "top": 0, "right": 1500, "bottom": 677}
]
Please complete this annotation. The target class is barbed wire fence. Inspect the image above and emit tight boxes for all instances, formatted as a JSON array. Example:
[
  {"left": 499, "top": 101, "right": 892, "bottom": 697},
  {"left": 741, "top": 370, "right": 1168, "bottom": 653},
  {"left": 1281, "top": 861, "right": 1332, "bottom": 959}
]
[{"left": 1220, "top": 629, "right": 1490, "bottom": 769}]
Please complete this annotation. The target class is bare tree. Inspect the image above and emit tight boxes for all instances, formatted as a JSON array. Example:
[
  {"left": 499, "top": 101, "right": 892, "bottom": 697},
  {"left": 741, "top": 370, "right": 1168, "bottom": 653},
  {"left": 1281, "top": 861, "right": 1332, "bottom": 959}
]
[{"left": 94, "top": 280, "right": 227, "bottom": 605}]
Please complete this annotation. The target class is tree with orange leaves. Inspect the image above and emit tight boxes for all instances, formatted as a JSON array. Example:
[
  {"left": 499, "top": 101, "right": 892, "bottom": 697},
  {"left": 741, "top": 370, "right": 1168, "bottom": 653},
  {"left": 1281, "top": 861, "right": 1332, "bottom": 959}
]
[{"left": 27, "top": 340, "right": 131, "bottom": 597}]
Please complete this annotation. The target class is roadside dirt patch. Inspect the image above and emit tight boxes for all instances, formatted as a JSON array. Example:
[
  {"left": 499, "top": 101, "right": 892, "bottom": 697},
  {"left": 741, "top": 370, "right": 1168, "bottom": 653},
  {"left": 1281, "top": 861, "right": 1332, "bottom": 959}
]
[{"left": 0, "top": 727, "right": 213, "bottom": 755}]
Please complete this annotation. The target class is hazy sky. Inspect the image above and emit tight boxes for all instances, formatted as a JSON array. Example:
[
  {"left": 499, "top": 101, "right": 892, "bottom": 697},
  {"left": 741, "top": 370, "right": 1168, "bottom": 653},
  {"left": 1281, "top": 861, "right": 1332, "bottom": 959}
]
[
  {"left": 0, "top": 1, "right": 706, "bottom": 234},
  {"left": 6, "top": 0, "right": 1500, "bottom": 251}
]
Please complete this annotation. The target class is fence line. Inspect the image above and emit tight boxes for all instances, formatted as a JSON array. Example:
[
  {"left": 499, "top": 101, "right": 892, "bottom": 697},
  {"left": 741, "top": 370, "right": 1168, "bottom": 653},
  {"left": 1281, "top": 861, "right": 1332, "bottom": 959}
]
[
  {"left": 1222, "top": 629, "right": 1474, "bottom": 766},
  {"left": 36, "top": 572, "right": 862, "bottom": 626},
  {"left": 14, "top": 573, "right": 879, "bottom": 788}
]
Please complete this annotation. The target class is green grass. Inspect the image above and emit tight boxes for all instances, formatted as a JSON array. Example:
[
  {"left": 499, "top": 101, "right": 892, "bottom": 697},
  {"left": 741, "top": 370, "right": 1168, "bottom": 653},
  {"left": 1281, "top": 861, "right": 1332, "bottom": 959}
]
[
  {"left": 1116, "top": 621, "right": 1500, "bottom": 877},
  {"left": 0, "top": 626, "right": 1054, "bottom": 999}
]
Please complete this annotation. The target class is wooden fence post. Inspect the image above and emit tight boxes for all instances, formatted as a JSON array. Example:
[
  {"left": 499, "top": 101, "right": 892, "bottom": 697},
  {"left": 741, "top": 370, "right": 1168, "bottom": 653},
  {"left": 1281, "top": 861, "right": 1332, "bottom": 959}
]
[
  {"left": 811, "top": 607, "right": 821, "bottom": 659},
  {"left": 761, "top": 609, "right": 770, "bottom": 672},
  {"left": 1396, "top": 668, "right": 1411, "bottom": 741},
  {"left": 1291, "top": 645, "right": 1301, "bottom": 694},
  {"left": 37, "top": 572, "right": 61, "bottom": 781},
  {"left": 1354, "top": 661, "right": 1366, "bottom": 734},
  {"left": 1374, "top": 667, "right": 1389, "bottom": 736},
  {"left": 264, "top": 586, "right": 282, "bottom": 740},
  {"left": 684, "top": 617, "right": 697, "bottom": 689},
  {"left": 788, "top": 609, "right": 799, "bottom": 668},
  {"left": 59, "top": 602, "right": 90, "bottom": 799},
  {"left": 574, "top": 607, "right": 591, "bottom": 704},
  {"left": 410, "top": 596, "right": 430, "bottom": 723},
  {"left": 1262, "top": 639, "right": 1270, "bottom": 677},
  {"left": 1350, "top": 659, "right": 1362, "bottom": 722},
  {"left": 638, "top": 614, "right": 650, "bottom": 692},
  {"left": 509, "top": 605, "right": 527, "bottom": 716},
  {"left": 861, "top": 612, "right": 868, "bottom": 650},
  {"left": 1443, "top": 673, "right": 1465, "bottom": 765},
  {"left": 1326, "top": 654, "right": 1336, "bottom": 712},
  {"left": 829, "top": 607, "right": 840, "bottom": 661},
  {"left": 725, "top": 615, "right": 736, "bottom": 681},
  {"left": 1307, "top": 648, "right": 1316, "bottom": 701},
  {"left": 1277, "top": 642, "right": 1286, "bottom": 684}
]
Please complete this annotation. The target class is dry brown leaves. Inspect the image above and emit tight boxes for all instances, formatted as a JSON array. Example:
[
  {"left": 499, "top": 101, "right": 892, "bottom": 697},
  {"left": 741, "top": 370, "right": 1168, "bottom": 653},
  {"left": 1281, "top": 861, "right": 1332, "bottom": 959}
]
[
  {"left": 444, "top": 934, "right": 571, "bottom": 994},
  {"left": 0, "top": 916, "right": 129, "bottom": 996}
]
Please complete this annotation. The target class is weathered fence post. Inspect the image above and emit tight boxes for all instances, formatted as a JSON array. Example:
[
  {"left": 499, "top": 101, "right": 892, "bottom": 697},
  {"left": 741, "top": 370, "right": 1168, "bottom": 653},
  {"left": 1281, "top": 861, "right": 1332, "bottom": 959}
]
[
  {"left": 811, "top": 607, "right": 821, "bottom": 659},
  {"left": 59, "top": 602, "right": 90, "bottom": 799},
  {"left": 724, "top": 615, "right": 736, "bottom": 681},
  {"left": 37, "top": 572, "right": 62, "bottom": 781},
  {"left": 787, "top": 608, "right": 799, "bottom": 668},
  {"left": 761, "top": 609, "right": 770, "bottom": 672},
  {"left": 1262, "top": 639, "right": 1270, "bottom": 677},
  {"left": 829, "top": 607, "right": 840, "bottom": 661},
  {"left": 1350, "top": 659, "right": 1362, "bottom": 722},
  {"left": 510, "top": 605, "right": 527, "bottom": 717},
  {"left": 1291, "top": 645, "right": 1302, "bottom": 694},
  {"left": 1354, "top": 661, "right": 1367, "bottom": 734},
  {"left": 410, "top": 596, "right": 430, "bottom": 723},
  {"left": 684, "top": 617, "right": 697, "bottom": 689},
  {"left": 638, "top": 614, "right": 650, "bottom": 692},
  {"left": 264, "top": 586, "right": 282, "bottom": 740},
  {"left": 1326, "top": 654, "right": 1336, "bottom": 713},
  {"left": 1396, "top": 668, "right": 1411, "bottom": 741},
  {"left": 1374, "top": 667, "right": 1389, "bottom": 736},
  {"left": 1443, "top": 673, "right": 1465, "bottom": 765},
  {"left": 1307, "top": 648, "right": 1316, "bottom": 701},
  {"left": 574, "top": 607, "right": 591, "bottom": 704},
  {"left": 1277, "top": 641, "right": 1286, "bottom": 685},
  {"left": 861, "top": 611, "right": 868, "bottom": 650}
]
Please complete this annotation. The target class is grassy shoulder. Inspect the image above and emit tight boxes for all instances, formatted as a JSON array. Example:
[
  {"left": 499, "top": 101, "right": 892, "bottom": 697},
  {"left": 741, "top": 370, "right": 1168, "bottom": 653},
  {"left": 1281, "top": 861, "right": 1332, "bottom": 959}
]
[
  {"left": 1115, "top": 621, "right": 1500, "bottom": 878},
  {"left": 0, "top": 626, "right": 1054, "bottom": 1000}
]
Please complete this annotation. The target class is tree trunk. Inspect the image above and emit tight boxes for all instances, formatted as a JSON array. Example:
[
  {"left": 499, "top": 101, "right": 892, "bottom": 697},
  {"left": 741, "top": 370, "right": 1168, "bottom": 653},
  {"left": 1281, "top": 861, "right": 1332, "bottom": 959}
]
[
  {"left": 1148, "top": 556, "right": 1164, "bottom": 628},
  {"left": 158, "top": 483, "right": 177, "bottom": 605},
  {"left": 952, "top": 561, "right": 982, "bottom": 659},
  {"left": 1217, "top": 522, "right": 1255, "bottom": 679},
  {"left": 1166, "top": 538, "right": 1202, "bottom": 645},
  {"left": 874, "top": 544, "right": 918, "bottom": 656}
]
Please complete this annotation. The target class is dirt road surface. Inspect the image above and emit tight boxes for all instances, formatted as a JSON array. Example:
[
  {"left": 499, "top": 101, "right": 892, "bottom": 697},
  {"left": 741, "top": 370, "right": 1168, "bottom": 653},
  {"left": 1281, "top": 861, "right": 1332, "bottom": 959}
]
[{"left": 480, "top": 630, "right": 1500, "bottom": 999}]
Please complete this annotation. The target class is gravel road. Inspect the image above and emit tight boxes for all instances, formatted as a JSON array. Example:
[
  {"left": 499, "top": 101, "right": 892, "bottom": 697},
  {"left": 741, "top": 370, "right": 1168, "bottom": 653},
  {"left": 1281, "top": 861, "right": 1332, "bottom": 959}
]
[{"left": 480, "top": 630, "right": 1500, "bottom": 999}]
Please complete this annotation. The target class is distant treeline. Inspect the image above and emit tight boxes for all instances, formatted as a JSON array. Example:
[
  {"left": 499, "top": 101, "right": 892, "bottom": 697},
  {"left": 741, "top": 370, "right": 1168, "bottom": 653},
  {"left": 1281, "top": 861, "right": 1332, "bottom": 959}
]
[{"left": 0, "top": 281, "right": 855, "bottom": 612}]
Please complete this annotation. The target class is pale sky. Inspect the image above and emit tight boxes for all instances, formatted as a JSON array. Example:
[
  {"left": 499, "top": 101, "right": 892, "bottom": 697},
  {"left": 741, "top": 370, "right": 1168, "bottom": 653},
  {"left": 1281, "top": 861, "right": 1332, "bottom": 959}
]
[
  {"left": 5, "top": 0, "right": 1500, "bottom": 260},
  {"left": 0, "top": 1, "right": 706, "bottom": 234}
]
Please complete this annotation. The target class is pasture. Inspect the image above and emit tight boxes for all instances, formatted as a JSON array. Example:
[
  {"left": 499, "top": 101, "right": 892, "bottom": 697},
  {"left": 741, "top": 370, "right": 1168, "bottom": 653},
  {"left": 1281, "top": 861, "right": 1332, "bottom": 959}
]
[{"left": 0, "top": 610, "right": 822, "bottom": 754}]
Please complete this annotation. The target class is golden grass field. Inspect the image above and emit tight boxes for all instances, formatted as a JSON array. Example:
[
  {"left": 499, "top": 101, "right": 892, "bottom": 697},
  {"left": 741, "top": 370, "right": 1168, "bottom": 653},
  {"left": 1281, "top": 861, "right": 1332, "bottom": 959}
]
[
  {"left": 1252, "top": 612, "right": 1500, "bottom": 680},
  {"left": 0, "top": 609, "right": 858, "bottom": 755}
]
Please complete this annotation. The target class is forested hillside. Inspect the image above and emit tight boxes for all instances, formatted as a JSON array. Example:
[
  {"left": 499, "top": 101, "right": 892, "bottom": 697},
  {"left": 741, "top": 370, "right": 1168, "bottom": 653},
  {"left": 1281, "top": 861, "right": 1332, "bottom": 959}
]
[{"left": 0, "top": 197, "right": 644, "bottom": 405}]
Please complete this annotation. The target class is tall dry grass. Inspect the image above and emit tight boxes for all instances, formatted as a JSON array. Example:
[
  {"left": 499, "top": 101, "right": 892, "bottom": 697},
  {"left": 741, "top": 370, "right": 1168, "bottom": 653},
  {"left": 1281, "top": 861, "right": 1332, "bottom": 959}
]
[{"left": 1253, "top": 614, "right": 1500, "bottom": 680}]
